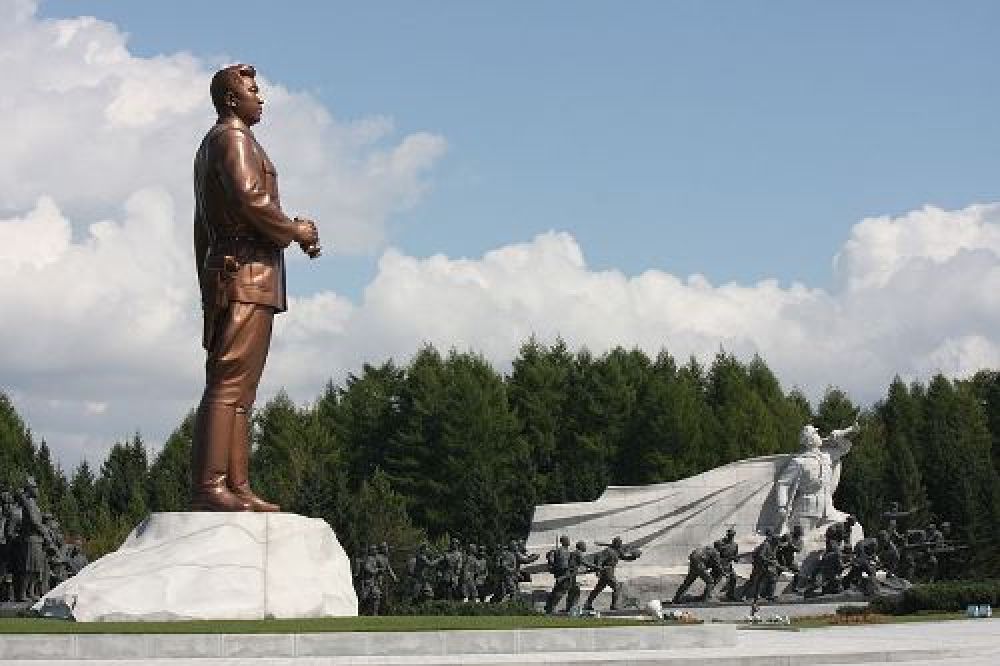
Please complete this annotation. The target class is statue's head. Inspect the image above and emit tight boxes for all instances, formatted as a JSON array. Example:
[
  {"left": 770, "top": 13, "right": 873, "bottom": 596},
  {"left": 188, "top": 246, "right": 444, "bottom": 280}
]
[
  {"left": 799, "top": 425, "right": 822, "bottom": 451},
  {"left": 611, "top": 536, "right": 623, "bottom": 549},
  {"left": 559, "top": 535, "right": 570, "bottom": 548},
  {"left": 725, "top": 527, "right": 736, "bottom": 541},
  {"left": 210, "top": 63, "right": 263, "bottom": 126}
]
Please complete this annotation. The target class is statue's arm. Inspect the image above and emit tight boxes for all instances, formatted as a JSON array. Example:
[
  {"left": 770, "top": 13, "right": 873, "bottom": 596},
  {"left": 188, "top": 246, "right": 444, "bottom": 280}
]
[
  {"left": 775, "top": 459, "right": 801, "bottom": 513},
  {"left": 214, "top": 129, "right": 299, "bottom": 247},
  {"left": 193, "top": 214, "right": 209, "bottom": 298},
  {"left": 825, "top": 422, "right": 859, "bottom": 459}
]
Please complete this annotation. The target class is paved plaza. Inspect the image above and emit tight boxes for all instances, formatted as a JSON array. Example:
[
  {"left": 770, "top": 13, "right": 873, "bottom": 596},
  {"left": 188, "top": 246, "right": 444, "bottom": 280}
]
[{"left": 0, "top": 618, "right": 996, "bottom": 665}]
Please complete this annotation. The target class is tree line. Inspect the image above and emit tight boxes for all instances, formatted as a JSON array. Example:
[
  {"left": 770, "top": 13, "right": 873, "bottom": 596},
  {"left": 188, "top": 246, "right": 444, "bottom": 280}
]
[{"left": 1, "top": 339, "right": 998, "bottom": 574}]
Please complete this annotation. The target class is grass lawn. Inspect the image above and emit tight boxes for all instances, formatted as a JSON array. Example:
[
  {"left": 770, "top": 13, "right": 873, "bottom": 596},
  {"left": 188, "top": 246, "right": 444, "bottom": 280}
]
[
  {"left": 792, "top": 611, "right": 970, "bottom": 628},
  {"left": 0, "top": 614, "right": 655, "bottom": 635}
]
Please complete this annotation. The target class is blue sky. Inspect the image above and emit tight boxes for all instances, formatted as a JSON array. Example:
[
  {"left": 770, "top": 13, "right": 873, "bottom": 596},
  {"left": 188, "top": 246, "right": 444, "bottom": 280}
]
[
  {"left": 39, "top": 1, "right": 1000, "bottom": 296},
  {"left": 6, "top": 1, "right": 1000, "bottom": 465}
]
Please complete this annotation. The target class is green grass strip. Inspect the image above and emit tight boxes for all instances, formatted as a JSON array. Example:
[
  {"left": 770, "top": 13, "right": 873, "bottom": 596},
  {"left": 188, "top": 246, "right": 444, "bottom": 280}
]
[{"left": 0, "top": 615, "right": 654, "bottom": 635}]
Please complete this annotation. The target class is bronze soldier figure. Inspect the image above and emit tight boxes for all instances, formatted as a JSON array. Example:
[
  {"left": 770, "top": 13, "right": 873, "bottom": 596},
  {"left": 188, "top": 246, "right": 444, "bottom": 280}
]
[
  {"left": 713, "top": 528, "right": 740, "bottom": 600},
  {"left": 0, "top": 491, "right": 10, "bottom": 602},
  {"left": 583, "top": 536, "right": 641, "bottom": 611},
  {"left": 376, "top": 542, "right": 398, "bottom": 608},
  {"left": 473, "top": 545, "right": 490, "bottom": 602},
  {"left": 744, "top": 532, "right": 780, "bottom": 602},
  {"left": 407, "top": 542, "right": 441, "bottom": 603},
  {"left": 842, "top": 536, "right": 880, "bottom": 596},
  {"left": 357, "top": 545, "right": 382, "bottom": 615},
  {"left": 460, "top": 543, "right": 481, "bottom": 602},
  {"left": 191, "top": 63, "right": 321, "bottom": 512},
  {"left": 14, "top": 478, "right": 48, "bottom": 602},
  {"left": 672, "top": 544, "right": 723, "bottom": 603},
  {"left": 492, "top": 539, "right": 538, "bottom": 603},
  {"left": 1, "top": 490, "right": 22, "bottom": 602},
  {"left": 441, "top": 538, "right": 465, "bottom": 600},
  {"left": 544, "top": 535, "right": 574, "bottom": 613}
]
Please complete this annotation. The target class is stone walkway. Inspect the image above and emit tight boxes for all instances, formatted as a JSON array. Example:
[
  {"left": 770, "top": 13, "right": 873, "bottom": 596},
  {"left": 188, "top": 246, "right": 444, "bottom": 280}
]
[{"left": 0, "top": 618, "right": 995, "bottom": 665}]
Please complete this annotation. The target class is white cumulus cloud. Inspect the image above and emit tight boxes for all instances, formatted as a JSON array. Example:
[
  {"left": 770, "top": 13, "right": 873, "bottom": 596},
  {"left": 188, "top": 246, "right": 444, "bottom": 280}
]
[
  {"left": 0, "top": 0, "right": 443, "bottom": 465},
  {"left": 2, "top": 1, "right": 999, "bottom": 470}
]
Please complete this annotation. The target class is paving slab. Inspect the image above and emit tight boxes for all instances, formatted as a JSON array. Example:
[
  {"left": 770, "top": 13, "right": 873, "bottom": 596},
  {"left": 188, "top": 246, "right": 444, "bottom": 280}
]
[{"left": 0, "top": 618, "right": 995, "bottom": 665}]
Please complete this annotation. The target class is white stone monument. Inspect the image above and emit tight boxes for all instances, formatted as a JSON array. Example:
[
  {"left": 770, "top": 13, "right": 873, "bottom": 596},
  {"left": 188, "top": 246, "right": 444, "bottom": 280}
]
[
  {"left": 525, "top": 423, "right": 863, "bottom": 589},
  {"left": 34, "top": 512, "right": 358, "bottom": 622}
]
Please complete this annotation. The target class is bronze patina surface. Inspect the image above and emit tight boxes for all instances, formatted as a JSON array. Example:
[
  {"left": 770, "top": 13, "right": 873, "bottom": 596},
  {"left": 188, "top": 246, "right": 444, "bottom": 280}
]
[{"left": 191, "top": 64, "right": 321, "bottom": 512}]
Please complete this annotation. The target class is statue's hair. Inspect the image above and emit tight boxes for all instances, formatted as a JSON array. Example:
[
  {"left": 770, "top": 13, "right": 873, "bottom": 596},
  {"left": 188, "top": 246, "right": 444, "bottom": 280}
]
[{"left": 210, "top": 64, "right": 256, "bottom": 112}]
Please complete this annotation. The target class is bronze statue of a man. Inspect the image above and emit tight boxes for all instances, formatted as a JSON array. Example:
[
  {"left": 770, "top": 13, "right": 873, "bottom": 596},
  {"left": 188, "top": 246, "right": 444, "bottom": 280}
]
[{"left": 191, "top": 64, "right": 320, "bottom": 511}]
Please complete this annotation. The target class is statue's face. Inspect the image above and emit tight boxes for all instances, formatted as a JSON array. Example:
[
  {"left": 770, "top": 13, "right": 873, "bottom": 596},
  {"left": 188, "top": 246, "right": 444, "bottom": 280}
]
[
  {"left": 227, "top": 75, "right": 264, "bottom": 126},
  {"left": 799, "top": 425, "right": 821, "bottom": 451}
]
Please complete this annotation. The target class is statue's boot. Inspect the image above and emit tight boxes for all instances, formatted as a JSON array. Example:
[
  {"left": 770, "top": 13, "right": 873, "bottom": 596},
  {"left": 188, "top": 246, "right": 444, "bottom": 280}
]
[
  {"left": 228, "top": 406, "right": 280, "bottom": 512},
  {"left": 191, "top": 403, "right": 251, "bottom": 511}
]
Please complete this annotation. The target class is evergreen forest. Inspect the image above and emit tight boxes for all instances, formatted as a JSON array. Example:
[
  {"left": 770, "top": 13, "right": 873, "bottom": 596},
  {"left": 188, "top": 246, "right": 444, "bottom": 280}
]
[{"left": 1, "top": 340, "right": 998, "bottom": 575}]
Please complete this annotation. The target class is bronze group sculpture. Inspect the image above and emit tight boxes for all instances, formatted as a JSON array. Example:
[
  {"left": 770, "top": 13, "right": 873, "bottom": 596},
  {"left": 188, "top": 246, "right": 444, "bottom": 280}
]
[
  {"left": 0, "top": 479, "right": 82, "bottom": 604},
  {"left": 191, "top": 64, "right": 321, "bottom": 512}
]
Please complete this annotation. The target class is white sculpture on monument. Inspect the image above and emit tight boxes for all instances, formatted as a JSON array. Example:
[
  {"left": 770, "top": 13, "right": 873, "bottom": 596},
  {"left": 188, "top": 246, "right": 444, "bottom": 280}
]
[{"left": 775, "top": 422, "right": 859, "bottom": 536}]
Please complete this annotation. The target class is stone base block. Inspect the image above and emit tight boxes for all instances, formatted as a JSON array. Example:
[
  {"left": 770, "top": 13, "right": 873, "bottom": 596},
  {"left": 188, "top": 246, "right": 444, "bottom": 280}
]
[{"left": 32, "top": 512, "right": 358, "bottom": 622}]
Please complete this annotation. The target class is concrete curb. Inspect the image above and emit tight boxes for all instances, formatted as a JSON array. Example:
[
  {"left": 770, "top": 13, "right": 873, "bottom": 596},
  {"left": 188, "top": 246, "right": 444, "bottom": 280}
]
[{"left": 0, "top": 624, "right": 732, "bottom": 660}]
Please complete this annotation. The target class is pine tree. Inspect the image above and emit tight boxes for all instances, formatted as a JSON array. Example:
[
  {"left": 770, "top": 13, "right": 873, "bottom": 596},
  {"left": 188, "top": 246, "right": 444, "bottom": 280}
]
[
  {"left": 919, "top": 375, "right": 979, "bottom": 532},
  {"left": 507, "top": 337, "right": 573, "bottom": 503},
  {"left": 70, "top": 460, "right": 98, "bottom": 537},
  {"left": 147, "top": 411, "right": 194, "bottom": 512},
  {"left": 814, "top": 388, "right": 859, "bottom": 434},
  {"left": 879, "top": 377, "right": 928, "bottom": 521},
  {"left": 251, "top": 392, "right": 316, "bottom": 511},
  {"left": 0, "top": 392, "right": 34, "bottom": 488},
  {"left": 383, "top": 345, "right": 448, "bottom": 530}
]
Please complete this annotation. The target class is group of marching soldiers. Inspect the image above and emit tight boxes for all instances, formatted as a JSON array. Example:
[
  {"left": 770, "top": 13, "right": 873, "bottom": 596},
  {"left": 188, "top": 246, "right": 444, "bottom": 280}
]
[
  {"left": 0, "top": 477, "right": 88, "bottom": 604},
  {"left": 805, "top": 504, "right": 966, "bottom": 597},
  {"left": 543, "top": 535, "right": 642, "bottom": 614},
  {"left": 352, "top": 538, "right": 545, "bottom": 615},
  {"left": 879, "top": 502, "right": 965, "bottom": 583},
  {"left": 353, "top": 535, "right": 645, "bottom": 615},
  {"left": 671, "top": 501, "right": 969, "bottom": 604},
  {"left": 671, "top": 526, "right": 806, "bottom": 604}
]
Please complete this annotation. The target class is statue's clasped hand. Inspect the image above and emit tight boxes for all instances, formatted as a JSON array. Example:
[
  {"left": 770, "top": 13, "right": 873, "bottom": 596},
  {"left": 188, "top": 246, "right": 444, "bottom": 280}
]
[{"left": 294, "top": 216, "right": 322, "bottom": 259}]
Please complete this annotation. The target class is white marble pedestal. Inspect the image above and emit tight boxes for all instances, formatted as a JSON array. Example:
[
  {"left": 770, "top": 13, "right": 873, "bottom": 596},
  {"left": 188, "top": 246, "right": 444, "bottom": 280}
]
[{"left": 33, "top": 512, "right": 358, "bottom": 622}]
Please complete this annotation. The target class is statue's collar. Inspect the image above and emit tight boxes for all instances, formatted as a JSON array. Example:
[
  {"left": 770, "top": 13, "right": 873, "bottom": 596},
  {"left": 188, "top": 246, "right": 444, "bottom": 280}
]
[{"left": 217, "top": 115, "right": 252, "bottom": 135}]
